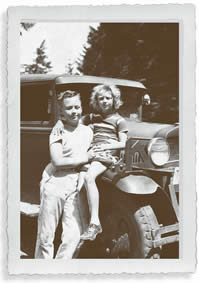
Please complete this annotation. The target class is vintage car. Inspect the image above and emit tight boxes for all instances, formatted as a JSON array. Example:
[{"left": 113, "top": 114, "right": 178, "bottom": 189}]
[{"left": 20, "top": 74, "right": 179, "bottom": 259}]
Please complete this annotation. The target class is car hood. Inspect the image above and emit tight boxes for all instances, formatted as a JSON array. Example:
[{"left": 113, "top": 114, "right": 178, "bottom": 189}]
[{"left": 126, "top": 120, "right": 179, "bottom": 139}]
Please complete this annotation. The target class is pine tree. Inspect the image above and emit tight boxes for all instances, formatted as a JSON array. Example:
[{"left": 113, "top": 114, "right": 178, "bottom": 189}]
[
  {"left": 65, "top": 61, "right": 74, "bottom": 75},
  {"left": 65, "top": 59, "right": 81, "bottom": 75},
  {"left": 77, "top": 23, "right": 179, "bottom": 123},
  {"left": 20, "top": 23, "right": 35, "bottom": 36},
  {"left": 23, "top": 40, "right": 52, "bottom": 74}
]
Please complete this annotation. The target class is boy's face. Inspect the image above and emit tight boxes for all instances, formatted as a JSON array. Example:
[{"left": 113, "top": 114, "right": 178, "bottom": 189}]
[
  {"left": 97, "top": 91, "right": 113, "bottom": 114},
  {"left": 61, "top": 95, "right": 82, "bottom": 126}
]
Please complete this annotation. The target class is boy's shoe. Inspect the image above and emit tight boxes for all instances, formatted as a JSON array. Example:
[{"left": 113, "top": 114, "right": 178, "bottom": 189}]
[{"left": 80, "top": 223, "right": 102, "bottom": 241}]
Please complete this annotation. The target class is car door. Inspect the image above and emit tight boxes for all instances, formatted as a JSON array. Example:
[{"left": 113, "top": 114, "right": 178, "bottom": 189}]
[{"left": 20, "top": 81, "right": 55, "bottom": 205}]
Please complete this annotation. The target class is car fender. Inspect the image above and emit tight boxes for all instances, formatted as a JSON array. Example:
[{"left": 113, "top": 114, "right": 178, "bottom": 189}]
[{"left": 115, "top": 174, "right": 159, "bottom": 194}]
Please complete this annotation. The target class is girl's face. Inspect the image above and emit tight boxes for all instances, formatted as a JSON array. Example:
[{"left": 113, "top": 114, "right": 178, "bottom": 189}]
[
  {"left": 97, "top": 91, "right": 113, "bottom": 114},
  {"left": 61, "top": 95, "right": 82, "bottom": 127}
]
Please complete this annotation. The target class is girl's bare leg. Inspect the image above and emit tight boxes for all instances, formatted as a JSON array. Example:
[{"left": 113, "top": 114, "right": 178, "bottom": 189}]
[
  {"left": 77, "top": 171, "right": 86, "bottom": 192},
  {"left": 84, "top": 161, "right": 107, "bottom": 226}
]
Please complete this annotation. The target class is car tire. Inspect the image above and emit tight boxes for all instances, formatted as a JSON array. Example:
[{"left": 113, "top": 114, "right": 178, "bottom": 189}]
[
  {"left": 74, "top": 183, "right": 179, "bottom": 259},
  {"left": 98, "top": 199, "right": 160, "bottom": 258}
]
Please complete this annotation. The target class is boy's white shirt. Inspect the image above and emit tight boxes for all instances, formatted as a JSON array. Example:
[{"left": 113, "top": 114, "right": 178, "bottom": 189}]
[{"left": 41, "top": 124, "right": 93, "bottom": 186}]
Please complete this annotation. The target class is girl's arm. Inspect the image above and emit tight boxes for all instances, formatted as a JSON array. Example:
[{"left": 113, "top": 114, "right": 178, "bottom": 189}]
[
  {"left": 50, "top": 142, "right": 88, "bottom": 169},
  {"left": 93, "top": 132, "right": 128, "bottom": 151}
]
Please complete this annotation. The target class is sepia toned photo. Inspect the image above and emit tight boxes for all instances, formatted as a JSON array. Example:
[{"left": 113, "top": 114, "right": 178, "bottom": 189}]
[
  {"left": 20, "top": 21, "right": 179, "bottom": 260},
  {"left": 8, "top": 5, "right": 196, "bottom": 274}
]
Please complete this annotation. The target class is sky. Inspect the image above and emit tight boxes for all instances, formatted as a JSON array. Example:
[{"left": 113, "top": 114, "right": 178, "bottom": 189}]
[{"left": 20, "top": 22, "right": 99, "bottom": 74}]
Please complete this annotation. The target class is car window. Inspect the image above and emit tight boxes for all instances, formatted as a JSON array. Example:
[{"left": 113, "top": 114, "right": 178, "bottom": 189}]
[
  {"left": 56, "top": 83, "right": 145, "bottom": 119},
  {"left": 21, "top": 84, "right": 52, "bottom": 125},
  {"left": 119, "top": 86, "right": 144, "bottom": 120}
]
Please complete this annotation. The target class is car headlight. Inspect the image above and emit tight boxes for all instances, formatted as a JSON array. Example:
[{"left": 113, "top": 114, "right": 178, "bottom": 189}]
[{"left": 148, "top": 138, "right": 170, "bottom": 166}]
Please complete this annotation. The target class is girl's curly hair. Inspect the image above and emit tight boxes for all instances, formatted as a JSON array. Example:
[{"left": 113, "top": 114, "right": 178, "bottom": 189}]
[{"left": 90, "top": 84, "right": 123, "bottom": 112}]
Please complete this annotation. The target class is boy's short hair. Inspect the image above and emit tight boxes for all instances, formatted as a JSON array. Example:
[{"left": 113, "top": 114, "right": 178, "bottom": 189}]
[
  {"left": 90, "top": 84, "right": 123, "bottom": 112},
  {"left": 57, "top": 90, "right": 81, "bottom": 105}
]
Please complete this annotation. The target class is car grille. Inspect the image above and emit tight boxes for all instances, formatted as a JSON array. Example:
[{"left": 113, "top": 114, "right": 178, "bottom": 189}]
[
  {"left": 125, "top": 137, "right": 179, "bottom": 170},
  {"left": 131, "top": 151, "right": 143, "bottom": 164}
]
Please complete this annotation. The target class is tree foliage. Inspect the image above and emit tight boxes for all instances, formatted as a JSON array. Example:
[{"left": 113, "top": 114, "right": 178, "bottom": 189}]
[
  {"left": 77, "top": 23, "right": 179, "bottom": 123},
  {"left": 65, "top": 60, "right": 80, "bottom": 75},
  {"left": 23, "top": 40, "right": 53, "bottom": 74},
  {"left": 20, "top": 23, "right": 35, "bottom": 36}
]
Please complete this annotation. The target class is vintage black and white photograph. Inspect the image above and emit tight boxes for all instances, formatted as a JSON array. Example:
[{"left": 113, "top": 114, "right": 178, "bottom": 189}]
[
  {"left": 20, "top": 21, "right": 179, "bottom": 260},
  {"left": 7, "top": 5, "right": 196, "bottom": 274}
]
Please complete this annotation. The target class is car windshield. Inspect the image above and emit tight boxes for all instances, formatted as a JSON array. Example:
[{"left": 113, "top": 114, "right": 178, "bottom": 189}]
[
  {"left": 56, "top": 83, "right": 178, "bottom": 124},
  {"left": 142, "top": 96, "right": 179, "bottom": 124},
  {"left": 56, "top": 83, "right": 144, "bottom": 120}
]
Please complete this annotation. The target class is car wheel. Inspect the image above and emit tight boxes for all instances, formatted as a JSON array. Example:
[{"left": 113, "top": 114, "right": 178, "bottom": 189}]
[
  {"left": 99, "top": 200, "right": 160, "bottom": 258},
  {"left": 76, "top": 184, "right": 179, "bottom": 259}
]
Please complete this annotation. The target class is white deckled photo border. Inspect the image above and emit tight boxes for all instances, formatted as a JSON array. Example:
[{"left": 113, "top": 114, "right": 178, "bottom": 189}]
[{"left": 7, "top": 4, "right": 196, "bottom": 274}]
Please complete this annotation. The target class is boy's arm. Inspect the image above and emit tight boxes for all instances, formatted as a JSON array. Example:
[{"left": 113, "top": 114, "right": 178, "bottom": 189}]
[{"left": 50, "top": 142, "right": 88, "bottom": 169}]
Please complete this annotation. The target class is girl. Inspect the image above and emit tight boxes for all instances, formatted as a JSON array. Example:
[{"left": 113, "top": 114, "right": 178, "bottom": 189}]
[{"left": 80, "top": 84, "right": 128, "bottom": 240}]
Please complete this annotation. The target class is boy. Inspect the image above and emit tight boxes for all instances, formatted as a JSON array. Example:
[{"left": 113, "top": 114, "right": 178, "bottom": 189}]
[{"left": 34, "top": 90, "right": 93, "bottom": 259}]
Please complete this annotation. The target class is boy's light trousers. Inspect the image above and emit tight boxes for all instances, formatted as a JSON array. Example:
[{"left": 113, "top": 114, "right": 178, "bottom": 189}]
[{"left": 35, "top": 172, "right": 82, "bottom": 259}]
